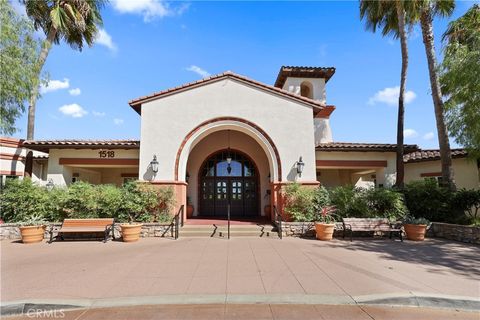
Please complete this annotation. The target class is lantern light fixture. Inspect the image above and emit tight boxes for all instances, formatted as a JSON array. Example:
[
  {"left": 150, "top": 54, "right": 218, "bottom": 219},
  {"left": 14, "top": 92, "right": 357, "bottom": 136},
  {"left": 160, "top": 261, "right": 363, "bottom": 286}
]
[
  {"left": 296, "top": 156, "right": 305, "bottom": 177},
  {"left": 150, "top": 155, "right": 159, "bottom": 174},
  {"left": 46, "top": 178, "right": 54, "bottom": 190}
]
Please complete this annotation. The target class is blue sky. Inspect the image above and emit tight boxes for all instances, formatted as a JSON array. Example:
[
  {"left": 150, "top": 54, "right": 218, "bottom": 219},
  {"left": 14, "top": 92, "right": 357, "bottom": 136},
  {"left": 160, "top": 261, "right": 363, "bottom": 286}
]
[{"left": 10, "top": 0, "right": 477, "bottom": 149}]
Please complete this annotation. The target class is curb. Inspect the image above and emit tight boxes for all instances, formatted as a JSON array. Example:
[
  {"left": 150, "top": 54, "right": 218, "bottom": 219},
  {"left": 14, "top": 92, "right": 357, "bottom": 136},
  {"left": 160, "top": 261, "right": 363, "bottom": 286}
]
[{"left": 2, "top": 293, "right": 479, "bottom": 317}]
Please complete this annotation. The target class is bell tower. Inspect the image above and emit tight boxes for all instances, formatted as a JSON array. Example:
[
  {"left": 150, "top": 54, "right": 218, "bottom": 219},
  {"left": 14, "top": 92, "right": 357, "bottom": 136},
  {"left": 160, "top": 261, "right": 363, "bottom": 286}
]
[{"left": 274, "top": 66, "right": 336, "bottom": 144}]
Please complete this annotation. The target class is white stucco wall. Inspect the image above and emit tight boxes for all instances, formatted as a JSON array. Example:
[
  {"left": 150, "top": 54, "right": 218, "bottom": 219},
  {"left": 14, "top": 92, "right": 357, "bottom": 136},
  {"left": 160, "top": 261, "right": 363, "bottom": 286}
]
[
  {"left": 139, "top": 78, "right": 318, "bottom": 184},
  {"left": 46, "top": 149, "right": 139, "bottom": 186},
  {"left": 316, "top": 151, "right": 397, "bottom": 187},
  {"left": 282, "top": 77, "right": 326, "bottom": 103},
  {"left": 405, "top": 158, "right": 479, "bottom": 190},
  {"left": 185, "top": 130, "right": 270, "bottom": 216},
  {"left": 314, "top": 118, "right": 333, "bottom": 144}
]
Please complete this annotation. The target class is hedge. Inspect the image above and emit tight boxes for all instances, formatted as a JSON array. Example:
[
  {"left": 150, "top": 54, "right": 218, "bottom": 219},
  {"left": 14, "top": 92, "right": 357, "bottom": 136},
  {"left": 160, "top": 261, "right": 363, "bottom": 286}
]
[{"left": 0, "top": 179, "right": 175, "bottom": 223}]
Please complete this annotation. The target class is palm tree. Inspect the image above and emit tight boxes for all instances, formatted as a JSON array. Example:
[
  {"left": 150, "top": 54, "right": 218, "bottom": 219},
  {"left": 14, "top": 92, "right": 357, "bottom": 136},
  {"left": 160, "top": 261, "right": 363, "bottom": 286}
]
[
  {"left": 22, "top": 0, "right": 106, "bottom": 177},
  {"left": 416, "top": 0, "right": 457, "bottom": 191},
  {"left": 24, "top": 0, "right": 106, "bottom": 140},
  {"left": 360, "top": 0, "right": 411, "bottom": 188}
]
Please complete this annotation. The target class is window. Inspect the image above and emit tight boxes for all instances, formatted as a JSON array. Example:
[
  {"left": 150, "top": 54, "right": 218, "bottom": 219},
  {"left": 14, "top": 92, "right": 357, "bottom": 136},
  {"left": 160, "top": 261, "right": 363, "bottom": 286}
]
[
  {"left": 300, "top": 81, "right": 313, "bottom": 99},
  {"left": 201, "top": 151, "right": 256, "bottom": 178}
]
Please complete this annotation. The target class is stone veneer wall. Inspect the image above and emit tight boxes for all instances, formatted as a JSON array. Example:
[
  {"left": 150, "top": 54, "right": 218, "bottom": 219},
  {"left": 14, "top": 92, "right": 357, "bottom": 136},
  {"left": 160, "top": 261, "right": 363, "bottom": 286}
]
[
  {"left": 279, "top": 221, "right": 480, "bottom": 244},
  {"left": 0, "top": 222, "right": 175, "bottom": 241},
  {"left": 431, "top": 222, "right": 480, "bottom": 245}
]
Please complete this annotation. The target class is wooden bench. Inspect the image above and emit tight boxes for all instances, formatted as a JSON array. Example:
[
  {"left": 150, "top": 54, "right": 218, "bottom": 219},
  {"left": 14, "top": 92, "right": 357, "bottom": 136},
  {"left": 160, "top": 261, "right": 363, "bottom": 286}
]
[
  {"left": 49, "top": 218, "right": 115, "bottom": 243},
  {"left": 341, "top": 218, "right": 403, "bottom": 242}
]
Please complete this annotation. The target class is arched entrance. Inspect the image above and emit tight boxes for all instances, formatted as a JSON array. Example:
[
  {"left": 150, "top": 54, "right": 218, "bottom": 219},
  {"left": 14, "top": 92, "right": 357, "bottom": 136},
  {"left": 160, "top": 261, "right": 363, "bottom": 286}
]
[{"left": 199, "top": 149, "right": 259, "bottom": 218}]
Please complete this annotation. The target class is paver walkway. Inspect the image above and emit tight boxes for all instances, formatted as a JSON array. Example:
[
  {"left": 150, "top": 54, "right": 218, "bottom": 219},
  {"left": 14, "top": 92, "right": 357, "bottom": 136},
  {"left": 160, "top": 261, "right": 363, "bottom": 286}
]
[{"left": 1, "top": 237, "right": 479, "bottom": 310}]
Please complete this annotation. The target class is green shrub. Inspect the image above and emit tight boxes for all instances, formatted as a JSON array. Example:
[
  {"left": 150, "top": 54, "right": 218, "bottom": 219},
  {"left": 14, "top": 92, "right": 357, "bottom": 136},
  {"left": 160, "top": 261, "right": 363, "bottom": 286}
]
[
  {"left": 365, "top": 188, "right": 407, "bottom": 221},
  {"left": 313, "top": 185, "right": 331, "bottom": 213},
  {"left": 95, "top": 184, "right": 123, "bottom": 219},
  {"left": 329, "top": 185, "right": 370, "bottom": 218},
  {"left": 0, "top": 180, "right": 176, "bottom": 224},
  {"left": 283, "top": 183, "right": 315, "bottom": 222},
  {"left": 116, "top": 182, "right": 174, "bottom": 223},
  {"left": 0, "top": 178, "right": 51, "bottom": 223},
  {"left": 451, "top": 189, "right": 480, "bottom": 224},
  {"left": 60, "top": 181, "right": 99, "bottom": 219},
  {"left": 403, "top": 180, "right": 453, "bottom": 222}
]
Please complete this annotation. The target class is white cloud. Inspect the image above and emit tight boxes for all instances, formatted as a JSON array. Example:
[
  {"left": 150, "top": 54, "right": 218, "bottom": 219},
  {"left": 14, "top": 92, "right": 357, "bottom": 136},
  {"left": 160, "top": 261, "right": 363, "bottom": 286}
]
[
  {"left": 404, "top": 129, "right": 418, "bottom": 138},
  {"left": 95, "top": 29, "right": 117, "bottom": 52},
  {"left": 40, "top": 78, "right": 70, "bottom": 94},
  {"left": 59, "top": 103, "right": 88, "bottom": 118},
  {"left": 368, "top": 86, "right": 416, "bottom": 106},
  {"left": 186, "top": 65, "right": 210, "bottom": 78},
  {"left": 113, "top": 118, "right": 124, "bottom": 125},
  {"left": 112, "top": 0, "right": 189, "bottom": 22},
  {"left": 69, "top": 88, "right": 81, "bottom": 96},
  {"left": 423, "top": 132, "right": 435, "bottom": 140},
  {"left": 92, "top": 111, "right": 106, "bottom": 117}
]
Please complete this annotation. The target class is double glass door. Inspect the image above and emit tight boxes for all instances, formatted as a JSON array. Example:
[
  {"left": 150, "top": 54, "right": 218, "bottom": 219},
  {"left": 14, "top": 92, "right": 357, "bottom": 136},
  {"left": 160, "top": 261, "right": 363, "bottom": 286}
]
[{"left": 199, "top": 151, "right": 258, "bottom": 218}]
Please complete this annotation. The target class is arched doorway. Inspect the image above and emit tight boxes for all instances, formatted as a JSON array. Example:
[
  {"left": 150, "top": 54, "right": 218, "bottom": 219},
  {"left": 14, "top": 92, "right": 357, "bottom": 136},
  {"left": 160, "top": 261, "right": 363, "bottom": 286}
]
[{"left": 199, "top": 149, "right": 259, "bottom": 218}]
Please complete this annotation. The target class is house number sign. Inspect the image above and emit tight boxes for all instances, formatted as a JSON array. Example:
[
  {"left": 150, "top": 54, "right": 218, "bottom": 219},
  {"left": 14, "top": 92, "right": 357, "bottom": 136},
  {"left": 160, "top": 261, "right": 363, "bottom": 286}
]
[{"left": 98, "top": 150, "right": 115, "bottom": 158}]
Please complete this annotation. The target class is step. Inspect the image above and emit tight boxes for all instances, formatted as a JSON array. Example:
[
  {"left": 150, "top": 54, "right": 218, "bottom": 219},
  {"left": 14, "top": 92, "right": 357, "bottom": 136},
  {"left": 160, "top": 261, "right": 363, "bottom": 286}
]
[{"left": 178, "top": 224, "right": 280, "bottom": 238}]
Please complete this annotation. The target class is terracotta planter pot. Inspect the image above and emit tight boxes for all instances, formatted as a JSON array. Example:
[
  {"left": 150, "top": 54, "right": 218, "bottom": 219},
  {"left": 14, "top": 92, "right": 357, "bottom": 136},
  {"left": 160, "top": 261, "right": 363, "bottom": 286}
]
[
  {"left": 315, "top": 222, "right": 335, "bottom": 241},
  {"left": 120, "top": 224, "right": 143, "bottom": 242},
  {"left": 19, "top": 225, "right": 46, "bottom": 244},
  {"left": 187, "top": 205, "right": 194, "bottom": 218},
  {"left": 404, "top": 224, "right": 427, "bottom": 241},
  {"left": 263, "top": 205, "right": 271, "bottom": 217}
]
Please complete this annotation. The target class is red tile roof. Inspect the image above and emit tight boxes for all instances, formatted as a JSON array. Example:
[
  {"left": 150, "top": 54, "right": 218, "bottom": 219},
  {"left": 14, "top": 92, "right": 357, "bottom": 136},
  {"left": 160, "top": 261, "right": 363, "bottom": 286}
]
[
  {"left": 128, "top": 71, "right": 326, "bottom": 114},
  {"left": 316, "top": 142, "right": 419, "bottom": 152},
  {"left": 274, "top": 66, "right": 336, "bottom": 88},
  {"left": 23, "top": 140, "right": 140, "bottom": 152},
  {"left": 403, "top": 149, "right": 468, "bottom": 163}
]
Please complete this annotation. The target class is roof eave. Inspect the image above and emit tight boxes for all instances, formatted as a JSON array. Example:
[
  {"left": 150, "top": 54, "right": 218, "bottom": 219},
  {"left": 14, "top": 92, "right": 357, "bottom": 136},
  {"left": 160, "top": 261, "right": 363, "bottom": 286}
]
[{"left": 128, "top": 72, "right": 325, "bottom": 114}]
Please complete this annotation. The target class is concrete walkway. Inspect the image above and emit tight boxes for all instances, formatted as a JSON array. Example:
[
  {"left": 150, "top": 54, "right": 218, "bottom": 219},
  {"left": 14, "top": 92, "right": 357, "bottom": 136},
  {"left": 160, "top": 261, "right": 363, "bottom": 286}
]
[
  {"left": 1, "top": 237, "right": 479, "bottom": 315},
  {"left": 5, "top": 304, "right": 479, "bottom": 320}
]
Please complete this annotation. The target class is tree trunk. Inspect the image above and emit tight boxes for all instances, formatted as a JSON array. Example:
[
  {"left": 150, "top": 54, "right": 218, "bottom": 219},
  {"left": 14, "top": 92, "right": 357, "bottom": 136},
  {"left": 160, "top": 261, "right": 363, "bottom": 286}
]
[
  {"left": 420, "top": 6, "right": 456, "bottom": 191},
  {"left": 26, "top": 29, "right": 56, "bottom": 140},
  {"left": 394, "top": 0, "right": 408, "bottom": 189}
]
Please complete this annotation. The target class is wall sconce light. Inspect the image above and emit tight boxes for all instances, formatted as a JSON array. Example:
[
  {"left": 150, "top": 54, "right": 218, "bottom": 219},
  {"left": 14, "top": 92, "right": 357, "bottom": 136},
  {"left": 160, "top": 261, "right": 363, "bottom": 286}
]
[
  {"left": 296, "top": 156, "right": 305, "bottom": 177},
  {"left": 46, "top": 178, "right": 54, "bottom": 190},
  {"left": 150, "top": 155, "right": 159, "bottom": 174}
]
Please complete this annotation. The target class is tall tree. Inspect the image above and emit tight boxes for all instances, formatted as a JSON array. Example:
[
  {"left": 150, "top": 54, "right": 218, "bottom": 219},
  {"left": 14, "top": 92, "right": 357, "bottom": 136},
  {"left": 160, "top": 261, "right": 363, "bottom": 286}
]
[
  {"left": 416, "top": 0, "right": 457, "bottom": 190},
  {"left": 0, "top": 0, "right": 43, "bottom": 135},
  {"left": 441, "top": 4, "right": 480, "bottom": 160},
  {"left": 360, "top": 0, "right": 411, "bottom": 188},
  {"left": 23, "top": 0, "right": 106, "bottom": 140}
]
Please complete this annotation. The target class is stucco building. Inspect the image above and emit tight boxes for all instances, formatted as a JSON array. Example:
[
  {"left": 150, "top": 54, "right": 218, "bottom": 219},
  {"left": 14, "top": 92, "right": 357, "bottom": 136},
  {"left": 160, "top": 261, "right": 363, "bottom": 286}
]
[{"left": 1, "top": 66, "right": 478, "bottom": 219}]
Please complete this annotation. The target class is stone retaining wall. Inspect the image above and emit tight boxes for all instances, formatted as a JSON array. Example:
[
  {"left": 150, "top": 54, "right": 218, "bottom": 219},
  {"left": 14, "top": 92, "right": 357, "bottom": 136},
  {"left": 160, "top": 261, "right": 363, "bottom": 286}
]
[
  {"left": 0, "top": 222, "right": 175, "bottom": 241},
  {"left": 431, "top": 222, "right": 480, "bottom": 245}
]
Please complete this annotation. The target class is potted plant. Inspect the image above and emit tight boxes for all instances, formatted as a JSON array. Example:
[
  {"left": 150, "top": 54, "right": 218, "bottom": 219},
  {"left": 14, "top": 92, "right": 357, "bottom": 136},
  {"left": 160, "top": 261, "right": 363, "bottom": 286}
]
[
  {"left": 119, "top": 223, "right": 143, "bottom": 242},
  {"left": 186, "top": 196, "right": 194, "bottom": 218},
  {"left": 403, "top": 216, "right": 429, "bottom": 241},
  {"left": 314, "top": 206, "right": 337, "bottom": 241},
  {"left": 18, "top": 214, "right": 47, "bottom": 244},
  {"left": 117, "top": 182, "right": 157, "bottom": 242}
]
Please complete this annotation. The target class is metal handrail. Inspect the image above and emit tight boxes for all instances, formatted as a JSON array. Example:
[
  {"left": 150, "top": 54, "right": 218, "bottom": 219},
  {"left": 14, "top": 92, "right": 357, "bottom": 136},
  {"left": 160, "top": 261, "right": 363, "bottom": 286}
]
[
  {"left": 273, "top": 205, "right": 282, "bottom": 239},
  {"left": 173, "top": 205, "right": 184, "bottom": 240}
]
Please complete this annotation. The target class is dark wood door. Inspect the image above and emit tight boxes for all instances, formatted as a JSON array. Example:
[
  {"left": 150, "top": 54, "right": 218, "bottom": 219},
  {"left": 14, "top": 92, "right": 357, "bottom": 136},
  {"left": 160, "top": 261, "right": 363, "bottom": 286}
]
[{"left": 199, "top": 150, "right": 259, "bottom": 218}]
